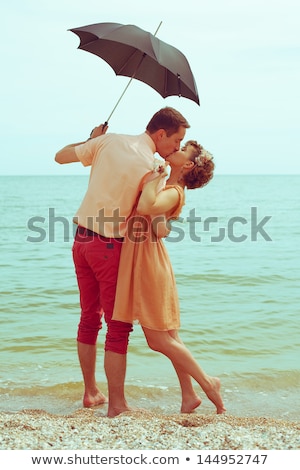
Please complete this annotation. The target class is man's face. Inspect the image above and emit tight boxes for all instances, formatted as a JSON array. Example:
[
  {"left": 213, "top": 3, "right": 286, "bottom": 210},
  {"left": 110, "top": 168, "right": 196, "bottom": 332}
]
[{"left": 156, "top": 126, "right": 186, "bottom": 159}]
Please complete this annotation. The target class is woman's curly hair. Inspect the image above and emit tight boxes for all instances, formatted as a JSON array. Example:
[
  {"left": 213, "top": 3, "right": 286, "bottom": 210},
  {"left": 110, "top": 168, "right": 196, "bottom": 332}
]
[{"left": 182, "top": 140, "right": 215, "bottom": 190}]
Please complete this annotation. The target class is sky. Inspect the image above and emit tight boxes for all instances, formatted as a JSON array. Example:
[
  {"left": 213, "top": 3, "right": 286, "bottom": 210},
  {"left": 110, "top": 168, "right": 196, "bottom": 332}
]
[{"left": 1, "top": 0, "right": 299, "bottom": 175}]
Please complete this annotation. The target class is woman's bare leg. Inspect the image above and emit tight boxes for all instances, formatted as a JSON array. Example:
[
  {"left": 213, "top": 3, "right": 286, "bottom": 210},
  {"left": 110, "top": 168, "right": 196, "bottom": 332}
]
[
  {"left": 168, "top": 330, "right": 202, "bottom": 413},
  {"left": 142, "top": 328, "right": 226, "bottom": 414}
]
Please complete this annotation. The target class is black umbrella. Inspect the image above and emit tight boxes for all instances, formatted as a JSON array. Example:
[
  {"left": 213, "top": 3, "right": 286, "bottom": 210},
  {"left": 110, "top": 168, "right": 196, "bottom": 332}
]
[{"left": 69, "top": 22, "right": 200, "bottom": 123}]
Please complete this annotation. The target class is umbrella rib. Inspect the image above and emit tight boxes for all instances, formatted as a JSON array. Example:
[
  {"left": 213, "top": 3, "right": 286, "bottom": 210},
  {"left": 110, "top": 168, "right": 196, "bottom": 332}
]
[{"left": 117, "top": 50, "right": 146, "bottom": 76}]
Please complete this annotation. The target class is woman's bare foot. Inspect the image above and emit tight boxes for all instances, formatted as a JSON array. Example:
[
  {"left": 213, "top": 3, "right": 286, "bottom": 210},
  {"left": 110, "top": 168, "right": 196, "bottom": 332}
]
[
  {"left": 181, "top": 395, "right": 202, "bottom": 413},
  {"left": 83, "top": 390, "right": 108, "bottom": 408},
  {"left": 206, "top": 377, "right": 226, "bottom": 414}
]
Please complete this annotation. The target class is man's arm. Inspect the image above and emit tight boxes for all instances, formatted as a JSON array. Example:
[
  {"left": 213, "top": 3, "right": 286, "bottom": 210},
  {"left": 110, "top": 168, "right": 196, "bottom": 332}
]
[
  {"left": 54, "top": 123, "right": 108, "bottom": 164},
  {"left": 55, "top": 143, "right": 82, "bottom": 164}
]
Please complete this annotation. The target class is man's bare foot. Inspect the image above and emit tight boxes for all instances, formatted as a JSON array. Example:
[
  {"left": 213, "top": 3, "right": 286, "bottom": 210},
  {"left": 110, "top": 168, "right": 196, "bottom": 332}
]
[
  {"left": 181, "top": 395, "right": 202, "bottom": 413},
  {"left": 206, "top": 377, "right": 226, "bottom": 414},
  {"left": 83, "top": 390, "right": 108, "bottom": 408},
  {"left": 107, "top": 405, "right": 141, "bottom": 418}
]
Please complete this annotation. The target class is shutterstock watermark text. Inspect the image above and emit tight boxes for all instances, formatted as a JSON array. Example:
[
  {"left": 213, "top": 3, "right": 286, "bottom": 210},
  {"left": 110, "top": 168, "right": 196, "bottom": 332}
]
[{"left": 26, "top": 207, "right": 272, "bottom": 243}]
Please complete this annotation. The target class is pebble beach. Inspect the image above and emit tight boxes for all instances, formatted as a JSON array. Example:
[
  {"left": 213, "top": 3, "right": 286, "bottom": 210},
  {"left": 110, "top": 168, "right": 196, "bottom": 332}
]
[{"left": 1, "top": 409, "right": 299, "bottom": 450}]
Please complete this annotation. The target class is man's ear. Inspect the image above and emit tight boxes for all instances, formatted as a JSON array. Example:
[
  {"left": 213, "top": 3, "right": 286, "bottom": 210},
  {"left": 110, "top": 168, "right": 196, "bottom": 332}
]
[{"left": 156, "top": 129, "right": 166, "bottom": 141}]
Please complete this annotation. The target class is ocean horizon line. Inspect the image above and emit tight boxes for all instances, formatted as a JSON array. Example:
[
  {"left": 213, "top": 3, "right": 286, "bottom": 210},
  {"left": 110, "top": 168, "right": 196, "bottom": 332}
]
[{"left": 1, "top": 173, "right": 299, "bottom": 177}]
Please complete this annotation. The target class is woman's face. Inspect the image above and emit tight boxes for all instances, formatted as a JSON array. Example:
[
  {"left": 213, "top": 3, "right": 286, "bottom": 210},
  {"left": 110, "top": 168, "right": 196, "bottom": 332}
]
[{"left": 166, "top": 144, "right": 195, "bottom": 168}]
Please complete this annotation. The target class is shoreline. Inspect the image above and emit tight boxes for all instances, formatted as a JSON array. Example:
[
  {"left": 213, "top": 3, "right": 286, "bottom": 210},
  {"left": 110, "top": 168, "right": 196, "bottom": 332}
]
[
  {"left": 1, "top": 409, "right": 299, "bottom": 450},
  {"left": 2, "top": 383, "right": 300, "bottom": 423}
]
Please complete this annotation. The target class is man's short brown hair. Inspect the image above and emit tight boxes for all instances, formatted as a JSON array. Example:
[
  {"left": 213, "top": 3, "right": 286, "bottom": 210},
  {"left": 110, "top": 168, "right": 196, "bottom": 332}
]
[{"left": 146, "top": 107, "right": 190, "bottom": 136}]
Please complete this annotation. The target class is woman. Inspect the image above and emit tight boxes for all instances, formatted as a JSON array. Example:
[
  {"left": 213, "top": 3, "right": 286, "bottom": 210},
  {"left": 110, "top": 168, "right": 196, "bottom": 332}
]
[{"left": 113, "top": 141, "right": 226, "bottom": 414}]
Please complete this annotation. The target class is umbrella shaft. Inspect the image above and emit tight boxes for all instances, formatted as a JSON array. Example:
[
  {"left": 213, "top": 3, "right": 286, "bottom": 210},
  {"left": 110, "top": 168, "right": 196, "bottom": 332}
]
[
  {"left": 154, "top": 21, "right": 162, "bottom": 36},
  {"left": 106, "top": 52, "right": 147, "bottom": 123},
  {"left": 106, "top": 77, "right": 134, "bottom": 123},
  {"left": 106, "top": 21, "right": 163, "bottom": 123}
]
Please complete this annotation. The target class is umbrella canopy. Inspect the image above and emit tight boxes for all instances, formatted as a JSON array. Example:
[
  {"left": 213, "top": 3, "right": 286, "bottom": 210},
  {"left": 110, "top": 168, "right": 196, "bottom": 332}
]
[{"left": 69, "top": 22, "right": 200, "bottom": 121}]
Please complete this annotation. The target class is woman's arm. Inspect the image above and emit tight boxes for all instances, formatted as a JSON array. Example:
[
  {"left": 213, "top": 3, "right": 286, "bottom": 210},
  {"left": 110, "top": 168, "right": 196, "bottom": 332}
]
[{"left": 137, "top": 173, "right": 179, "bottom": 216}]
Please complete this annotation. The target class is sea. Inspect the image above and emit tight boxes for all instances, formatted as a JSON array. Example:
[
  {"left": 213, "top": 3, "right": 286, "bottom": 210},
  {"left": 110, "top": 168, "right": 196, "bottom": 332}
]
[{"left": 0, "top": 175, "right": 299, "bottom": 421}]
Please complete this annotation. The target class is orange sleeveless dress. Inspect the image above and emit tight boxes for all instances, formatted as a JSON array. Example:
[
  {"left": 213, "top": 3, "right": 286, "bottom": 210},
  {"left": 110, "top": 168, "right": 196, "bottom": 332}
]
[{"left": 112, "top": 185, "right": 185, "bottom": 331}]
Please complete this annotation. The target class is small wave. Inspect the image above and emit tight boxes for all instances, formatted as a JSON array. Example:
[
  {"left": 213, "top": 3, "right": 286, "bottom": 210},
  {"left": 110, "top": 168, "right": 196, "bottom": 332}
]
[
  {"left": 176, "top": 272, "right": 288, "bottom": 286},
  {"left": 1, "top": 372, "right": 299, "bottom": 420}
]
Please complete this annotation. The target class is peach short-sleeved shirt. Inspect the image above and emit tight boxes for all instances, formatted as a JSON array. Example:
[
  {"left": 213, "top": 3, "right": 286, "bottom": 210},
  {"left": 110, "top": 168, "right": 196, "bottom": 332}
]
[{"left": 74, "top": 133, "right": 155, "bottom": 238}]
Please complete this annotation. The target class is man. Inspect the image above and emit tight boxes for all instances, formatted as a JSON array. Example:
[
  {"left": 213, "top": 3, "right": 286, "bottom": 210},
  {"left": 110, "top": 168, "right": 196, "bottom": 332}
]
[{"left": 55, "top": 107, "right": 190, "bottom": 417}]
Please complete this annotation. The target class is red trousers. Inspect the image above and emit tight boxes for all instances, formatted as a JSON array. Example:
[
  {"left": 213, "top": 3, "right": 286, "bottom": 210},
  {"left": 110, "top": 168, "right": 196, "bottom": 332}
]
[{"left": 72, "top": 227, "right": 133, "bottom": 354}]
